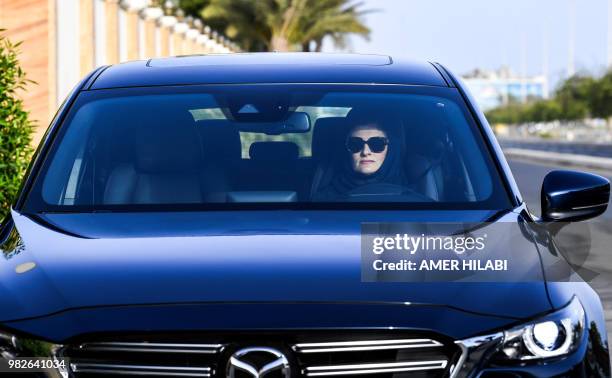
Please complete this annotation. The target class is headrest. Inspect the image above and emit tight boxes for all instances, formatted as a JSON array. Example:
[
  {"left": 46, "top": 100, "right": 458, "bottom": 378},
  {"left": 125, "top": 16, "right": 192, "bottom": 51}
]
[
  {"left": 312, "top": 117, "right": 345, "bottom": 160},
  {"left": 405, "top": 153, "right": 434, "bottom": 180},
  {"left": 197, "top": 120, "right": 242, "bottom": 161},
  {"left": 135, "top": 113, "right": 202, "bottom": 173},
  {"left": 401, "top": 109, "right": 446, "bottom": 158},
  {"left": 249, "top": 142, "right": 299, "bottom": 161}
]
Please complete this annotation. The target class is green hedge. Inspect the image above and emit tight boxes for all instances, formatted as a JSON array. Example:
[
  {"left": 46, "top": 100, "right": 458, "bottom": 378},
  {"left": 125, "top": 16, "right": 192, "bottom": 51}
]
[
  {"left": 0, "top": 30, "right": 34, "bottom": 217},
  {"left": 486, "top": 72, "right": 612, "bottom": 124}
]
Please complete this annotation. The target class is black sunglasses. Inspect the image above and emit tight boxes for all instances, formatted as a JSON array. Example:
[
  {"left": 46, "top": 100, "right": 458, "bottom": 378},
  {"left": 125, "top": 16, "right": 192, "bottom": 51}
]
[{"left": 345, "top": 136, "right": 389, "bottom": 154}]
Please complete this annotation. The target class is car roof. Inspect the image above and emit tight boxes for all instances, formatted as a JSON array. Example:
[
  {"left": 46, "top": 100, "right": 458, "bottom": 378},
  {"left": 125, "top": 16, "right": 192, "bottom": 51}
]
[{"left": 88, "top": 53, "right": 451, "bottom": 89}]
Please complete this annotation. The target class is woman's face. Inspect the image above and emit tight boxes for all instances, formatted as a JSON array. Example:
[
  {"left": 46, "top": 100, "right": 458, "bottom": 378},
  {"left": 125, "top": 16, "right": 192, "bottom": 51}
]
[{"left": 348, "top": 125, "right": 388, "bottom": 175}]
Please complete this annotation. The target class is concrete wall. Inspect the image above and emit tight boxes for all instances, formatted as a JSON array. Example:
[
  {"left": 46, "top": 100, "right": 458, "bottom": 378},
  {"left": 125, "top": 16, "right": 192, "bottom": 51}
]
[
  {"left": 0, "top": 0, "right": 56, "bottom": 142},
  {"left": 0, "top": 0, "right": 234, "bottom": 144}
]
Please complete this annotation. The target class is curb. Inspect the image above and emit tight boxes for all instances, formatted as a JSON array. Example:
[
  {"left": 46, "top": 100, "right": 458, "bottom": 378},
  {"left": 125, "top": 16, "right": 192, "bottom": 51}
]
[{"left": 503, "top": 148, "right": 612, "bottom": 171}]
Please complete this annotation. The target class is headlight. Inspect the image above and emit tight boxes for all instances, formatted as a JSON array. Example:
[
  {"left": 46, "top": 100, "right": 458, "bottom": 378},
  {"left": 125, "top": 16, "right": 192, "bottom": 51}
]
[
  {"left": 0, "top": 328, "right": 68, "bottom": 377},
  {"left": 497, "top": 296, "right": 585, "bottom": 361},
  {"left": 0, "top": 330, "right": 18, "bottom": 359},
  {"left": 1, "top": 329, "right": 54, "bottom": 357}
]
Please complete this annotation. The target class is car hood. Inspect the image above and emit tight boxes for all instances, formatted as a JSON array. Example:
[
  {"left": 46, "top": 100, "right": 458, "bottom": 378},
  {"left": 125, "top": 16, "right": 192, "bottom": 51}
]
[{"left": 0, "top": 209, "right": 551, "bottom": 325}]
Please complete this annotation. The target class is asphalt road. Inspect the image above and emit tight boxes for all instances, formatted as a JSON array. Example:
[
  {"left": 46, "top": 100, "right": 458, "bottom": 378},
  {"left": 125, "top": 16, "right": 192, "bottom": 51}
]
[{"left": 507, "top": 157, "right": 612, "bottom": 354}]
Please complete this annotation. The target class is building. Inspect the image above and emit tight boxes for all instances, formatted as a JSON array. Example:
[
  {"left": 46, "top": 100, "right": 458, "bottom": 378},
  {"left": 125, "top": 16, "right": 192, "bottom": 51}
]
[
  {"left": 461, "top": 66, "right": 548, "bottom": 112},
  {"left": 0, "top": 0, "right": 235, "bottom": 143}
]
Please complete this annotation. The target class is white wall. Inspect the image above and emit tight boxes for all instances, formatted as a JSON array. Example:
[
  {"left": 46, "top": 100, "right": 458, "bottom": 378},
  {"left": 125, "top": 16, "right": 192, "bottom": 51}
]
[{"left": 55, "top": 0, "right": 81, "bottom": 106}]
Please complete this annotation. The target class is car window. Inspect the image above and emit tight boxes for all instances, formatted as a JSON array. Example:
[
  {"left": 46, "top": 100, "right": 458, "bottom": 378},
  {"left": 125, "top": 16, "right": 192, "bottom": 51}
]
[{"left": 24, "top": 85, "right": 512, "bottom": 211}]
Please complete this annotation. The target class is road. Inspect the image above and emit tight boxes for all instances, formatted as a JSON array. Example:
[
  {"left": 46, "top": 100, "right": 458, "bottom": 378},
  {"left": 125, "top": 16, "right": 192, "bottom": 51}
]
[{"left": 507, "top": 157, "right": 612, "bottom": 353}]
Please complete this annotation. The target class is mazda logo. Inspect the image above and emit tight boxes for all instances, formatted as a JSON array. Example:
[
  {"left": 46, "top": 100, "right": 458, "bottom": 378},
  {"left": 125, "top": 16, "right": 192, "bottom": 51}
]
[{"left": 226, "top": 347, "right": 290, "bottom": 378}]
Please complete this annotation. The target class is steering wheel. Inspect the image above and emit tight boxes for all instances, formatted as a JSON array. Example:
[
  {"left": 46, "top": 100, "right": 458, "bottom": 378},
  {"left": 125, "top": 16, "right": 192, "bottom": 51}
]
[{"left": 344, "top": 182, "right": 433, "bottom": 202}]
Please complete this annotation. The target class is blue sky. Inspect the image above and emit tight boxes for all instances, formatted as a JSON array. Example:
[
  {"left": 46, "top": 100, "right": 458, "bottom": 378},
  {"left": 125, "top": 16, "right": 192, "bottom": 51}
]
[{"left": 324, "top": 0, "right": 610, "bottom": 90}]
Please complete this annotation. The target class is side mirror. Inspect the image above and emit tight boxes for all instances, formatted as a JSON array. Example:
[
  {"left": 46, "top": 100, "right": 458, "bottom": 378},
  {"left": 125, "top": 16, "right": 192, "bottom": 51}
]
[{"left": 541, "top": 170, "right": 610, "bottom": 222}]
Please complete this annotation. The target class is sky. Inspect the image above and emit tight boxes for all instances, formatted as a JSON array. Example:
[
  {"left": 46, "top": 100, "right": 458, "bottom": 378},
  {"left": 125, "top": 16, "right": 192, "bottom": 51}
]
[{"left": 323, "top": 0, "right": 610, "bottom": 90}]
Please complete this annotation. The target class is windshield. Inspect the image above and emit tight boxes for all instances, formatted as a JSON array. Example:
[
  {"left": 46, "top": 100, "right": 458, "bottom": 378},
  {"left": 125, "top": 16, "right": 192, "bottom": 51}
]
[{"left": 24, "top": 85, "right": 511, "bottom": 212}]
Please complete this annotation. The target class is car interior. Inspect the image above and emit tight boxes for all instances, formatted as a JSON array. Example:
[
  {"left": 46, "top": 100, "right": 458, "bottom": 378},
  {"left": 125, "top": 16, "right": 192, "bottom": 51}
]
[
  {"left": 40, "top": 92, "right": 493, "bottom": 207},
  {"left": 95, "top": 112, "right": 465, "bottom": 205}
]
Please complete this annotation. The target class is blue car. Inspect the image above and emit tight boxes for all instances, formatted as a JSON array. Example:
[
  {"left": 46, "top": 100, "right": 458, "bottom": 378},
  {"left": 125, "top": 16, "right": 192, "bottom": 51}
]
[{"left": 0, "top": 53, "right": 610, "bottom": 377}]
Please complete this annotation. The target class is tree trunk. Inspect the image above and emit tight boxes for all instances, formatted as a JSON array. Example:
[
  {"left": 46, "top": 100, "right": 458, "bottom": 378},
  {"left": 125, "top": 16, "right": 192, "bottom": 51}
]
[
  {"left": 314, "top": 39, "right": 323, "bottom": 52},
  {"left": 271, "top": 35, "right": 290, "bottom": 52}
]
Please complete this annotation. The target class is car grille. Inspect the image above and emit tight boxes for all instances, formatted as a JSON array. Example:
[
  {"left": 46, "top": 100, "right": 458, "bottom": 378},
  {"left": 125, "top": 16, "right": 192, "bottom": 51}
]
[{"left": 62, "top": 331, "right": 460, "bottom": 377}]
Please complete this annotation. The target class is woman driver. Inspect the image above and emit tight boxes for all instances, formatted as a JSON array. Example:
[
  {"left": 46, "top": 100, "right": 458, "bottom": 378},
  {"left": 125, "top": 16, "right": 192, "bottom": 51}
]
[{"left": 313, "top": 110, "right": 407, "bottom": 201}]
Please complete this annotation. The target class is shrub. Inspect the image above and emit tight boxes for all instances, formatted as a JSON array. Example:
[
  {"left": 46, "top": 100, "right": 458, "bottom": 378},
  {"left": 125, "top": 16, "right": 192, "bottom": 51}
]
[{"left": 0, "top": 30, "right": 34, "bottom": 217}]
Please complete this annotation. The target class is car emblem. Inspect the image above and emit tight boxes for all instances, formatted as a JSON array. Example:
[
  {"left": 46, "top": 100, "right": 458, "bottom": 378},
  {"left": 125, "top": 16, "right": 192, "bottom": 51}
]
[{"left": 226, "top": 346, "right": 290, "bottom": 378}]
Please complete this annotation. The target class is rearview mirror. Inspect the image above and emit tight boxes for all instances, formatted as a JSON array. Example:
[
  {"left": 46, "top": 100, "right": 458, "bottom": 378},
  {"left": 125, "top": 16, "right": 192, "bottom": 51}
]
[
  {"left": 268, "top": 112, "right": 311, "bottom": 134},
  {"left": 541, "top": 170, "right": 610, "bottom": 222},
  {"left": 236, "top": 111, "right": 311, "bottom": 135}
]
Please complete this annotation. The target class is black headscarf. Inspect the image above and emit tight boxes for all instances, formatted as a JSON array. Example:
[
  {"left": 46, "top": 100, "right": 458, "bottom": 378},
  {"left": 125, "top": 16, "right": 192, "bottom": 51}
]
[{"left": 314, "top": 109, "right": 407, "bottom": 200}]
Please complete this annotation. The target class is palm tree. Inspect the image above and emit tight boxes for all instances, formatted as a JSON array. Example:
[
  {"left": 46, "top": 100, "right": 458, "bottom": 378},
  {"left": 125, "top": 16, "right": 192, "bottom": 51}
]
[
  {"left": 197, "top": 0, "right": 269, "bottom": 52},
  {"left": 291, "top": 0, "right": 372, "bottom": 52},
  {"left": 193, "top": 0, "right": 372, "bottom": 52}
]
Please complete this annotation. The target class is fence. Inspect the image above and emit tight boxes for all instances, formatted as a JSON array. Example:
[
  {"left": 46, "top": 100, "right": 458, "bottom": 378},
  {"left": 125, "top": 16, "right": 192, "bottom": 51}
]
[{"left": 0, "top": 0, "right": 236, "bottom": 142}]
